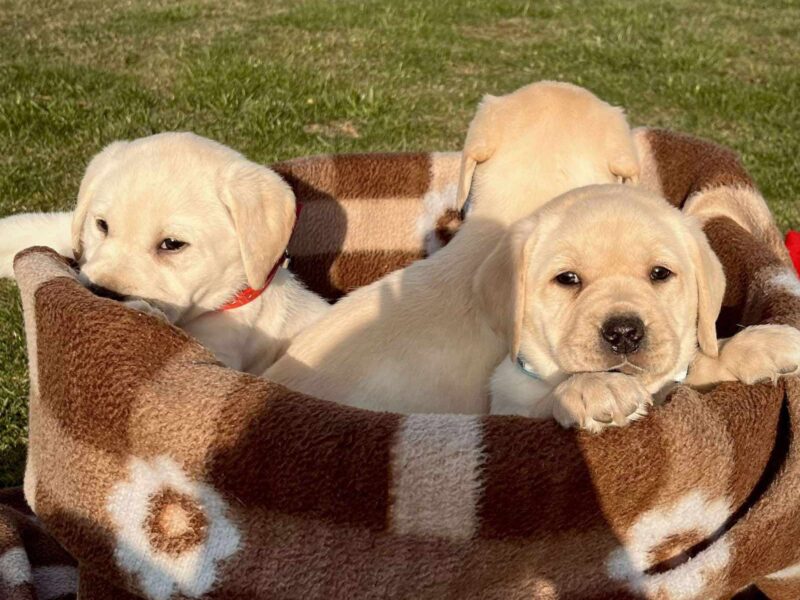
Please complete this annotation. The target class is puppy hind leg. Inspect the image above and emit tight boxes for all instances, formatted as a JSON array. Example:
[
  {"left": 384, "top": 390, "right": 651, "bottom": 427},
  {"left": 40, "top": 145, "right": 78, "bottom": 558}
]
[
  {"left": 685, "top": 325, "right": 800, "bottom": 388},
  {"left": 0, "top": 211, "right": 74, "bottom": 278},
  {"left": 717, "top": 325, "right": 800, "bottom": 385}
]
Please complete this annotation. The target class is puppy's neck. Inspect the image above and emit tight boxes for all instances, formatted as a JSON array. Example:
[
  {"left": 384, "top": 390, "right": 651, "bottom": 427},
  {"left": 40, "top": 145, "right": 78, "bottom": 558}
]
[
  {"left": 183, "top": 268, "right": 327, "bottom": 374},
  {"left": 468, "top": 165, "right": 568, "bottom": 226},
  {"left": 516, "top": 343, "right": 565, "bottom": 383},
  {"left": 436, "top": 217, "right": 508, "bottom": 268}
]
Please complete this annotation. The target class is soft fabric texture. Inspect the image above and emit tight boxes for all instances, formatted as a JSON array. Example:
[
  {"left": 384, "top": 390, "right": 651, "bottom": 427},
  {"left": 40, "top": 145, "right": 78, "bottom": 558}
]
[{"left": 1, "top": 128, "right": 799, "bottom": 600}]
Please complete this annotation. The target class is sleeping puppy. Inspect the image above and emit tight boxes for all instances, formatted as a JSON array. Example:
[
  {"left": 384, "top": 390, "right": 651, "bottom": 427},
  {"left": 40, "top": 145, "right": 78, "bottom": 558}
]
[
  {"left": 486, "top": 185, "right": 726, "bottom": 431},
  {"left": 0, "top": 132, "right": 329, "bottom": 373},
  {"left": 266, "top": 81, "right": 641, "bottom": 415}
]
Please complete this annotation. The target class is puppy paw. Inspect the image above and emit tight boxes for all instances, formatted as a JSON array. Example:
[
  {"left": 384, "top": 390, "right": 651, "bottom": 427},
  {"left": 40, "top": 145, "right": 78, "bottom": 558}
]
[
  {"left": 551, "top": 372, "right": 653, "bottom": 433},
  {"left": 718, "top": 324, "right": 800, "bottom": 385},
  {"left": 124, "top": 299, "right": 169, "bottom": 322}
]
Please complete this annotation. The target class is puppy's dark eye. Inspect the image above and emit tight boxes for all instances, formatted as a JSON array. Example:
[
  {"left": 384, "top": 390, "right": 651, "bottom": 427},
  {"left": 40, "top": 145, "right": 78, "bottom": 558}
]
[
  {"left": 555, "top": 272, "right": 581, "bottom": 286},
  {"left": 96, "top": 218, "right": 109, "bottom": 235},
  {"left": 158, "top": 238, "right": 187, "bottom": 252},
  {"left": 650, "top": 266, "right": 673, "bottom": 281}
]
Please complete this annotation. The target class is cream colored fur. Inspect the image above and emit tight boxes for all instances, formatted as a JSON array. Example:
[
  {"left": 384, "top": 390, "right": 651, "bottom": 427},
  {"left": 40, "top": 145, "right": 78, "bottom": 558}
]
[
  {"left": 0, "top": 212, "right": 73, "bottom": 278},
  {"left": 679, "top": 182, "right": 800, "bottom": 387},
  {"left": 486, "top": 186, "right": 726, "bottom": 432},
  {"left": 0, "top": 132, "right": 329, "bottom": 373},
  {"left": 266, "top": 81, "right": 641, "bottom": 416},
  {"left": 458, "top": 81, "right": 638, "bottom": 225},
  {"left": 685, "top": 325, "right": 800, "bottom": 388}
]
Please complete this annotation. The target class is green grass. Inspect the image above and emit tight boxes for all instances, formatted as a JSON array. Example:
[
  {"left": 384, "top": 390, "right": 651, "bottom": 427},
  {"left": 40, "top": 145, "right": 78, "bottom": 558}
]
[{"left": 1, "top": 0, "right": 798, "bottom": 486}]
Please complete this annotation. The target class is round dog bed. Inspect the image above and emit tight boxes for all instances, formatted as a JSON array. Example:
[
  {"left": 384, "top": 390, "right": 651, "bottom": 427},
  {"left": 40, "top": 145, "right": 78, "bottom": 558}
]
[{"left": 5, "top": 128, "right": 800, "bottom": 600}]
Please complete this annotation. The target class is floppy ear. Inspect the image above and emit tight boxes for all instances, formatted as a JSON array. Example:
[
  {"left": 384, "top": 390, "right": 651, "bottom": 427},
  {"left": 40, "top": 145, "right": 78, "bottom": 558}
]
[
  {"left": 685, "top": 218, "right": 726, "bottom": 357},
  {"left": 473, "top": 217, "right": 539, "bottom": 358},
  {"left": 217, "top": 160, "right": 297, "bottom": 289},
  {"left": 606, "top": 110, "right": 640, "bottom": 184},
  {"left": 456, "top": 94, "right": 501, "bottom": 211},
  {"left": 609, "top": 150, "right": 640, "bottom": 184},
  {"left": 71, "top": 141, "right": 129, "bottom": 259}
]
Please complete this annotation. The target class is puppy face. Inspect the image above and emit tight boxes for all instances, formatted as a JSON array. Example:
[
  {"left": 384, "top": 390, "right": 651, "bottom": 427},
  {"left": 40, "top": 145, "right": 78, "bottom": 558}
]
[
  {"left": 73, "top": 132, "right": 296, "bottom": 323},
  {"left": 475, "top": 185, "right": 725, "bottom": 393},
  {"left": 457, "top": 81, "right": 639, "bottom": 225}
]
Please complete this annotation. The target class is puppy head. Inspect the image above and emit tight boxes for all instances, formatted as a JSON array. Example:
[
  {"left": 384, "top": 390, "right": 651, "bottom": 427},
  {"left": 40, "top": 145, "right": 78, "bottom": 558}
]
[
  {"left": 457, "top": 81, "right": 639, "bottom": 224},
  {"left": 73, "top": 132, "right": 296, "bottom": 323},
  {"left": 475, "top": 184, "right": 725, "bottom": 392}
]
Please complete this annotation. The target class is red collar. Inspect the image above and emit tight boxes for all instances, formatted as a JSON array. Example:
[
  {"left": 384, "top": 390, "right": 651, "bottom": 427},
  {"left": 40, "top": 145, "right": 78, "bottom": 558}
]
[
  {"left": 216, "top": 258, "right": 284, "bottom": 311},
  {"left": 216, "top": 202, "right": 302, "bottom": 312}
]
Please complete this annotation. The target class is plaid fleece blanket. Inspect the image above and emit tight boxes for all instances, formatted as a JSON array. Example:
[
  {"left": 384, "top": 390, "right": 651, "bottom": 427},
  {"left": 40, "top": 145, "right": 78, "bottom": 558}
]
[{"left": 2, "top": 128, "right": 799, "bottom": 600}]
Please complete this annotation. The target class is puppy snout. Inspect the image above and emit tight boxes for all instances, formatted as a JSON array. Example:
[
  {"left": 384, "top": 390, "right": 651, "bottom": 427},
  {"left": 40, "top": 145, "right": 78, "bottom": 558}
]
[
  {"left": 601, "top": 314, "right": 645, "bottom": 355},
  {"left": 87, "top": 283, "right": 128, "bottom": 302}
]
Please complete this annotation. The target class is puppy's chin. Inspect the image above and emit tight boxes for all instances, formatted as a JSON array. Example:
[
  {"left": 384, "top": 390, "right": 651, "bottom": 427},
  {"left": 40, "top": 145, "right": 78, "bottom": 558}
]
[
  {"left": 143, "top": 299, "right": 181, "bottom": 323},
  {"left": 605, "top": 359, "right": 677, "bottom": 393},
  {"left": 555, "top": 349, "right": 681, "bottom": 391},
  {"left": 608, "top": 360, "right": 647, "bottom": 377},
  {"left": 79, "top": 273, "right": 185, "bottom": 324}
]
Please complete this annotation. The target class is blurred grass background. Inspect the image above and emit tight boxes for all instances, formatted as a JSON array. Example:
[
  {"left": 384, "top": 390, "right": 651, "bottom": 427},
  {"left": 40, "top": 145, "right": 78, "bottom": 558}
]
[{"left": 1, "top": 0, "right": 798, "bottom": 485}]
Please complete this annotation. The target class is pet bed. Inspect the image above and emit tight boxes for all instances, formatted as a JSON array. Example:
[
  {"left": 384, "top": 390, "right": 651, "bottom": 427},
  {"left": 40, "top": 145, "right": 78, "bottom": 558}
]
[{"left": 2, "top": 128, "right": 800, "bottom": 600}]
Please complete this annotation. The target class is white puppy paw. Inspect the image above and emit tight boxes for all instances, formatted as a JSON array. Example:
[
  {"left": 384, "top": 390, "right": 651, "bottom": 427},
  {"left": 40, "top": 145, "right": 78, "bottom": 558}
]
[
  {"left": 551, "top": 372, "right": 653, "bottom": 433},
  {"left": 718, "top": 324, "right": 800, "bottom": 385},
  {"left": 124, "top": 299, "right": 169, "bottom": 322}
]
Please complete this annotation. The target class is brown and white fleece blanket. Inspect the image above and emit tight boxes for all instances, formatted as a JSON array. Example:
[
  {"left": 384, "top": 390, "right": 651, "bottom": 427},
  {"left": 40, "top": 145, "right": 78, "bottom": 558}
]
[{"left": 2, "top": 128, "right": 800, "bottom": 600}]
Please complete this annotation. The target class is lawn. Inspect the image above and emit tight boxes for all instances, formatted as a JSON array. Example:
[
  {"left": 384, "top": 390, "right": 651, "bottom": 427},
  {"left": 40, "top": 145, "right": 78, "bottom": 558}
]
[{"left": 1, "top": 0, "right": 798, "bottom": 486}]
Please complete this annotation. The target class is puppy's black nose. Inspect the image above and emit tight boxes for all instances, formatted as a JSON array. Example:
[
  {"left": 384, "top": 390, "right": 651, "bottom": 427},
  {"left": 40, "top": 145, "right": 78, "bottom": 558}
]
[
  {"left": 601, "top": 314, "right": 645, "bottom": 355},
  {"left": 87, "top": 283, "right": 128, "bottom": 302}
]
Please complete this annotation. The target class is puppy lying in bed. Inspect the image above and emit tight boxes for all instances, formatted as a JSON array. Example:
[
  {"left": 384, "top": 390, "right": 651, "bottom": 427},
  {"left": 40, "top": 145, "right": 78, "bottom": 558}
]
[
  {"left": 269, "top": 79, "right": 800, "bottom": 427},
  {"left": 267, "top": 81, "right": 641, "bottom": 415},
  {"left": 486, "top": 185, "right": 724, "bottom": 431},
  {"left": 0, "top": 132, "right": 329, "bottom": 373}
]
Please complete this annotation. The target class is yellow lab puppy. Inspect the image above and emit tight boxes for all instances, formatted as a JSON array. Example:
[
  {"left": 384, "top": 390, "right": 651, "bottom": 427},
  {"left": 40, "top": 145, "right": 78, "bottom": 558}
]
[
  {"left": 487, "top": 185, "right": 725, "bottom": 431},
  {"left": 266, "top": 81, "right": 640, "bottom": 415},
  {"left": 0, "top": 133, "right": 329, "bottom": 373},
  {"left": 458, "top": 81, "right": 638, "bottom": 226}
]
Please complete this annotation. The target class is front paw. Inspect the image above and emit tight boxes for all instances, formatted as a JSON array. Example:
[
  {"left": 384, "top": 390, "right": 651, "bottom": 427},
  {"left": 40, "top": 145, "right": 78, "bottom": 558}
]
[
  {"left": 718, "top": 325, "right": 800, "bottom": 385},
  {"left": 124, "top": 299, "right": 169, "bottom": 322},
  {"left": 551, "top": 372, "right": 652, "bottom": 433}
]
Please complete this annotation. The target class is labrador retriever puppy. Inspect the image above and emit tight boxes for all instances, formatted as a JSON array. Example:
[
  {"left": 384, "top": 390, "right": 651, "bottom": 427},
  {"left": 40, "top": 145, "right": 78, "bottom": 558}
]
[
  {"left": 0, "top": 132, "right": 329, "bottom": 373},
  {"left": 486, "top": 185, "right": 726, "bottom": 431},
  {"left": 266, "top": 81, "right": 641, "bottom": 415},
  {"left": 457, "top": 81, "right": 639, "bottom": 225}
]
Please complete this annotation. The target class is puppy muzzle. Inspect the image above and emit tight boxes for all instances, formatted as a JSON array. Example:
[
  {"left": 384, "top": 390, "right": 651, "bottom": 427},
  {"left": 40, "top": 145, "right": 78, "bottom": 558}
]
[{"left": 87, "top": 283, "right": 129, "bottom": 302}]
